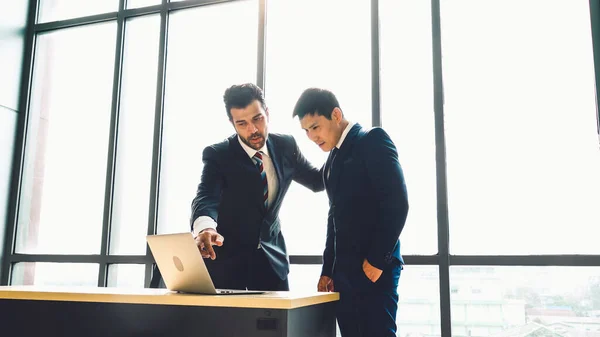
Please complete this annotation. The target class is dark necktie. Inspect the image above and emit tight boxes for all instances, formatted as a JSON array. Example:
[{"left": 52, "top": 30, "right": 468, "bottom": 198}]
[
  {"left": 327, "top": 147, "right": 338, "bottom": 181},
  {"left": 253, "top": 151, "right": 268, "bottom": 208}
]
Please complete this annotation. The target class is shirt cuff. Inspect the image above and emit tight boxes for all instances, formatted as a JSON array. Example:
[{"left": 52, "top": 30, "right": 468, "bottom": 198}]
[{"left": 192, "top": 216, "right": 217, "bottom": 237}]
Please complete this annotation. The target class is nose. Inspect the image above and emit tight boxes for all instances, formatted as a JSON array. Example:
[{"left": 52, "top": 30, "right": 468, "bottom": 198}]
[
  {"left": 307, "top": 130, "right": 318, "bottom": 142},
  {"left": 248, "top": 123, "right": 258, "bottom": 133}
]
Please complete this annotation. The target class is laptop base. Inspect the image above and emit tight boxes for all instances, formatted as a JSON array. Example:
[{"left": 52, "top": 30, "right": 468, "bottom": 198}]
[{"left": 175, "top": 289, "right": 266, "bottom": 295}]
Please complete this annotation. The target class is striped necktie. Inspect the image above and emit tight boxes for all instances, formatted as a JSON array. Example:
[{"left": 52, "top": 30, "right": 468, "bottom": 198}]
[{"left": 253, "top": 151, "right": 268, "bottom": 208}]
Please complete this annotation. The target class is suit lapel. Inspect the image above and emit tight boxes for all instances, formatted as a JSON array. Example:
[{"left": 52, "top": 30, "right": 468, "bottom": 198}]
[
  {"left": 327, "top": 124, "right": 362, "bottom": 200},
  {"left": 230, "top": 135, "right": 255, "bottom": 167},
  {"left": 266, "top": 137, "right": 283, "bottom": 207}
]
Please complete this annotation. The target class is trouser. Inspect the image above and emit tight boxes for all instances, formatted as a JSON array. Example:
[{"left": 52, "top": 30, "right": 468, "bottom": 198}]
[{"left": 333, "top": 264, "right": 401, "bottom": 337}]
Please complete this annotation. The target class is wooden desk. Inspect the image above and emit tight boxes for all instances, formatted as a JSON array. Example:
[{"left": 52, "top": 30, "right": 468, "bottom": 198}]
[{"left": 0, "top": 286, "right": 339, "bottom": 337}]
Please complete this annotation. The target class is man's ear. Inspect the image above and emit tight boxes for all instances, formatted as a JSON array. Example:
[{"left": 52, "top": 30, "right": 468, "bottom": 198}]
[
  {"left": 265, "top": 107, "right": 270, "bottom": 120},
  {"left": 229, "top": 117, "right": 238, "bottom": 132},
  {"left": 332, "top": 107, "right": 343, "bottom": 123}
]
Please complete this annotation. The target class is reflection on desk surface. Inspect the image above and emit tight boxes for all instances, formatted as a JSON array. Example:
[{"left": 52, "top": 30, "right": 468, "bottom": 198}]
[{"left": 0, "top": 286, "right": 339, "bottom": 309}]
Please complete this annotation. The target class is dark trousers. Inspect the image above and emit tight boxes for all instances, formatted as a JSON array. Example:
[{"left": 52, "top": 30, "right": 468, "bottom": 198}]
[
  {"left": 150, "top": 247, "right": 289, "bottom": 291},
  {"left": 333, "top": 264, "right": 401, "bottom": 337}
]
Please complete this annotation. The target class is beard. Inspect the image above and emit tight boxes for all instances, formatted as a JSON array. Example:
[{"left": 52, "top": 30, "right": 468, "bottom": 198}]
[{"left": 241, "top": 131, "right": 266, "bottom": 150}]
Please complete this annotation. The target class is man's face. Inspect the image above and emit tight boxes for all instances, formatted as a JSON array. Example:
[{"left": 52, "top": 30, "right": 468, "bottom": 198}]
[
  {"left": 299, "top": 108, "right": 344, "bottom": 152},
  {"left": 230, "top": 100, "right": 269, "bottom": 150}
]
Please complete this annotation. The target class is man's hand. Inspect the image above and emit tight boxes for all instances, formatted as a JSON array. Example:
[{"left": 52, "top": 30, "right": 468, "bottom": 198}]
[
  {"left": 317, "top": 275, "right": 334, "bottom": 292},
  {"left": 362, "top": 258, "right": 382, "bottom": 283},
  {"left": 194, "top": 228, "right": 224, "bottom": 260}
]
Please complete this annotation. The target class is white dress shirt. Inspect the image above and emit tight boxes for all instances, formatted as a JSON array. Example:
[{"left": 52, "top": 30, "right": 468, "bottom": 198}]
[
  {"left": 192, "top": 136, "right": 279, "bottom": 236},
  {"left": 336, "top": 121, "right": 355, "bottom": 150}
]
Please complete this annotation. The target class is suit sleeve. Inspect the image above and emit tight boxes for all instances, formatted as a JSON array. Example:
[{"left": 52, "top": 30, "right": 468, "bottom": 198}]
[
  {"left": 321, "top": 206, "right": 335, "bottom": 277},
  {"left": 190, "top": 146, "right": 223, "bottom": 230},
  {"left": 363, "top": 128, "right": 409, "bottom": 270},
  {"left": 291, "top": 136, "right": 325, "bottom": 192}
]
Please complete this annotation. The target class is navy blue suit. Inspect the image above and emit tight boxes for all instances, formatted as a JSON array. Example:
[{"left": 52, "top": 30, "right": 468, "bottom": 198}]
[
  {"left": 322, "top": 123, "right": 408, "bottom": 337},
  {"left": 190, "top": 133, "right": 323, "bottom": 290}
]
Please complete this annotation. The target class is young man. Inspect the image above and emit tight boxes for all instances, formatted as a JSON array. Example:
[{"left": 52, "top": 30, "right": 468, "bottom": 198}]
[
  {"left": 293, "top": 88, "right": 409, "bottom": 337},
  {"left": 189, "top": 83, "right": 324, "bottom": 291}
]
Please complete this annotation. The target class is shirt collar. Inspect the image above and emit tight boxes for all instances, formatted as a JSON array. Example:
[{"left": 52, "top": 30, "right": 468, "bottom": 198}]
[
  {"left": 335, "top": 121, "right": 355, "bottom": 149},
  {"left": 238, "top": 135, "right": 269, "bottom": 158}
]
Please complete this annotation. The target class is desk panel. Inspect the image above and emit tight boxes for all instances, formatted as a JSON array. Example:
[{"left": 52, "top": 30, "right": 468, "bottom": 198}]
[
  {"left": 0, "top": 298, "right": 336, "bottom": 337},
  {"left": 0, "top": 287, "right": 338, "bottom": 337}
]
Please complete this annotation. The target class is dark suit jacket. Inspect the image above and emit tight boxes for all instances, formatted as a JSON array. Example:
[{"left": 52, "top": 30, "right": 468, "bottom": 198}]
[
  {"left": 191, "top": 133, "right": 324, "bottom": 280},
  {"left": 322, "top": 123, "right": 409, "bottom": 278}
]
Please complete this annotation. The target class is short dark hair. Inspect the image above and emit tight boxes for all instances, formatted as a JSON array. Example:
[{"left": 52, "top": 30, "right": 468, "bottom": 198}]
[
  {"left": 223, "top": 83, "right": 267, "bottom": 121},
  {"left": 292, "top": 88, "right": 342, "bottom": 120}
]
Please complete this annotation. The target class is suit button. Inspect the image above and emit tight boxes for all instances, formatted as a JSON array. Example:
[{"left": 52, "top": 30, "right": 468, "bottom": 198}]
[{"left": 384, "top": 252, "right": 392, "bottom": 264}]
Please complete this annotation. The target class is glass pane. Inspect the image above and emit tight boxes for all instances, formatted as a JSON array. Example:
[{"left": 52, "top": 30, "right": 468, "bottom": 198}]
[
  {"left": 450, "top": 266, "right": 600, "bottom": 337},
  {"left": 158, "top": 1, "right": 258, "bottom": 234},
  {"left": 38, "top": 0, "right": 119, "bottom": 23},
  {"left": 110, "top": 15, "right": 161, "bottom": 255},
  {"left": 265, "top": 0, "right": 371, "bottom": 256},
  {"left": 16, "top": 22, "right": 117, "bottom": 254},
  {"left": 442, "top": 0, "right": 600, "bottom": 254},
  {"left": 398, "top": 266, "right": 442, "bottom": 337},
  {"left": 1, "top": 107, "right": 18, "bottom": 255},
  {"left": 107, "top": 264, "right": 146, "bottom": 288},
  {"left": 0, "top": 1, "right": 29, "bottom": 110},
  {"left": 127, "top": 0, "right": 160, "bottom": 9},
  {"left": 379, "top": 0, "right": 437, "bottom": 255},
  {"left": 11, "top": 262, "right": 98, "bottom": 286},
  {"left": 288, "top": 264, "right": 322, "bottom": 293},
  {"left": 289, "top": 264, "right": 442, "bottom": 337}
]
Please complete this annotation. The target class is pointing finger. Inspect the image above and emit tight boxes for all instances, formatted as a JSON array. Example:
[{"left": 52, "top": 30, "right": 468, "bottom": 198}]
[
  {"left": 201, "top": 236, "right": 217, "bottom": 260},
  {"left": 212, "top": 233, "right": 224, "bottom": 246}
]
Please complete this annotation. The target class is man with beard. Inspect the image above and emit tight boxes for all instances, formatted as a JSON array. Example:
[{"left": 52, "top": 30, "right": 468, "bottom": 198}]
[{"left": 188, "top": 83, "right": 324, "bottom": 291}]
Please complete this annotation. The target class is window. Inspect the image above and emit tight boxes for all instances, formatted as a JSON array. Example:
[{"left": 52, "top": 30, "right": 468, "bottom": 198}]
[
  {"left": 11, "top": 263, "right": 98, "bottom": 286},
  {"left": 0, "top": 0, "right": 28, "bottom": 110},
  {"left": 452, "top": 304, "right": 465, "bottom": 323},
  {"left": 450, "top": 266, "right": 600, "bottom": 337},
  {"left": 110, "top": 14, "right": 161, "bottom": 255},
  {"left": 37, "top": 0, "right": 118, "bottom": 23},
  {"left": 397, "top": 266, "right": 442, "bottom": 337},
  {"left": 126, "top": 0, "right": 160, "bottom": 9},
  {"left": 264, "top": 0, "right": 371, "bottom": 255},
  {"left": 379, "top": 0, "right": 437, "bottom": 255},
  {"left": 16, "top": 22, "right": 117, "bottom": 255},
  {"left": 1, "top": 107, "right": 18, "bottom": 249},
  {"left": 442, "top": 0, "right": 600, "bottom": 255},
  {"left": 288, "top": 264, "right": 322, "bottom": 292},
  {"left": 107, "top": 264, "right": 146, "bottom": 288},
  {"left": 158, "top": 1, "right": 258, "bottom": 234}
]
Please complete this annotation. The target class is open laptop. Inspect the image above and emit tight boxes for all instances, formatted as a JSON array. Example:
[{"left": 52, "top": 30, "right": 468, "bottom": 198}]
[{"left": 146, "top": 233, "right": 265, "bottom": 295}]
